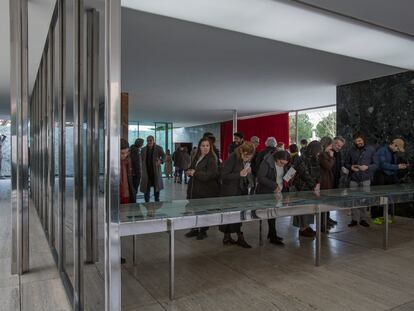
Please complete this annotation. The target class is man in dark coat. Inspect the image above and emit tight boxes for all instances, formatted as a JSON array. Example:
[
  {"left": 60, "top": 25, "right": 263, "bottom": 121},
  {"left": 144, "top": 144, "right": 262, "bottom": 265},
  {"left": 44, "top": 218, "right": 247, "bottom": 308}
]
[
  {"left": 140, "top": 136, "right": 166, "bottom": 202},
  {"left": 332, "top": 136, "right": 346, "bottom": 189},
  {"left": 254, "top": 137, "right": 277, "bottom": 174},
  {"left": 129, "top": 138, "right": 144, "bottom": 201},
  {"left": 292, "top": 141, "right": 322, "bottom": 237},
  {"left": 344, "top": 132, "right": 377, "bottom": 228},
  {"left": 228, "top": 132, "right": 244, "bottom": 156}
]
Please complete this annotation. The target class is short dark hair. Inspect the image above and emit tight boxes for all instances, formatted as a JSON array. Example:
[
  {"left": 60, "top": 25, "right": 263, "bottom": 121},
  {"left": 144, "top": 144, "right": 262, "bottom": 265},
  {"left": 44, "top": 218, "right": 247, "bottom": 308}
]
[
  {"left": 234, "top": 132, "right": 244, "bottom": 139},
  {"left": 300, "top": 139, "right": 308, "bottom": 145},
  {"left": 289, "top": 144, "right": 298, "bottom": 153},
  {"left": 352, "top": 131, "right": 365, "bottom": 141},
  {"left": 121, "top": 138, "right": 129, "bottom": 150},
  {"left": 273, "top": 150, "right": 291, "bottom": 162}
]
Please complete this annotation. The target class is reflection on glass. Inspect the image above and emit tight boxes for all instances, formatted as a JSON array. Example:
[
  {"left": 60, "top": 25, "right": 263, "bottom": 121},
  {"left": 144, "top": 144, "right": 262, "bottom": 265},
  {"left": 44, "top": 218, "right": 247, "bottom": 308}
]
[{"left": 64, "top": 0, "right": 75, "bottom": 285}]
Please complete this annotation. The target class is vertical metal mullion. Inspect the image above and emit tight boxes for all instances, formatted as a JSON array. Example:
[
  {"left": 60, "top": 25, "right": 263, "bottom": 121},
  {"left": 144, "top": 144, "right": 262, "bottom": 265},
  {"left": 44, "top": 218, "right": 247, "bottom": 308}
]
[
  {"left": 20, "top": 0, "right": 30, "bottom": 272},
  {"left": 73, "top": 0, "right": 84, "bottom": 309},
  {"left": 85, "top": 9, "right": 99, "bottom": 263},
  {"left": 10, "top": 0, "right": 19, "bottom": 275},
  {"left": 104, "top": 0, "right": 122, "bottom": 310},
  {"left": 47, "top": 29, "right": 55, "bottom": 246},
  {"left": 57, "top": 0, "right": 66, "bottom": 273}
]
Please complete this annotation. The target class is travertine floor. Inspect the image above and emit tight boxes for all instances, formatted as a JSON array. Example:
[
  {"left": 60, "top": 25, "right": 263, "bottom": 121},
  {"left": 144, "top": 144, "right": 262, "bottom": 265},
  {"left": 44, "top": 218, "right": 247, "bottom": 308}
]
[{"left": 2, "top": 178, "right": 414, "bottom": 311}]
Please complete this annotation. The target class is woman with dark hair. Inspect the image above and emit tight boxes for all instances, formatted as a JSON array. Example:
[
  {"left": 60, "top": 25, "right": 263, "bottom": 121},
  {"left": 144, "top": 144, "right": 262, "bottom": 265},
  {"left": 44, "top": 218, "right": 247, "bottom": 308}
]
[
  {"left": 292, "top": 140, "right": 322, "bottom": 237},
  {"left": 256, "top": 150, "right": 291, "bottom": 246},
  {"left": 220, "top": 142, "right": 256, "bottom": 248},
  {"left": 184, "top": 138, "right": 220, "bottom": 240}
]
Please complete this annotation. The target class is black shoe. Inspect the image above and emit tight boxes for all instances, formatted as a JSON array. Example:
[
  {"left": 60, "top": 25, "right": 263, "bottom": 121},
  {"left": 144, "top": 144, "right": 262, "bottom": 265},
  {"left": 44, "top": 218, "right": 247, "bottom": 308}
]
[
  {"left": 197, "top": 231, "right": 207, "bottom": 240},
  {"left": 348, "top": 220, "right": 358, "bottom": 227},
  {"left": 185, "top": 229, "right": 199, "bottom": 238},
  {"left": 267, "top": 232, "right": 284, "bottom": 241},
  {"left": 359, "top": 220, "right": 370, "bottom": 227},
  {"left": 223, "top": 236, "right": 237, "bottom": 245},
  {"left": 269, "top": 236, "right": 285, "bottom": 246},
  {"left": 299, "top": 228, "right": 316, "bottom": 238},
  {"left": 328, "top": 218, "right": 338, "bottom": 226},
  {"left": 121, "top": 257, "right": 126, "bottom": 264}
]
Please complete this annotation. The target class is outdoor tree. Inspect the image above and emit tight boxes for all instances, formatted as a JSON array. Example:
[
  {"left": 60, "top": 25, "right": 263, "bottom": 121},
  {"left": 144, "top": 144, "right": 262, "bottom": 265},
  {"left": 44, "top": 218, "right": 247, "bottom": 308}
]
[
  {"left": 315, "top": 112, "right": 337, "bottom": 139},
  {"left": 289, "top": 114, "right": 313, "bottom": 144}
]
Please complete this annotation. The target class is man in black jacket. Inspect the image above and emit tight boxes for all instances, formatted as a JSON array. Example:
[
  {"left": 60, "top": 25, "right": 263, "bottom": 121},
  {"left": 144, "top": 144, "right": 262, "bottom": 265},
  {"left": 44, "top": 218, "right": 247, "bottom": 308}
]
[
  {"left": 254, "top": 137, "right": 277, "bottom": 174},
  {"left": 228, "top": 132, "right": 244, "bottom": 156},
  {"left": 344, "top": 132, "right": 377, "bottom": 228}
]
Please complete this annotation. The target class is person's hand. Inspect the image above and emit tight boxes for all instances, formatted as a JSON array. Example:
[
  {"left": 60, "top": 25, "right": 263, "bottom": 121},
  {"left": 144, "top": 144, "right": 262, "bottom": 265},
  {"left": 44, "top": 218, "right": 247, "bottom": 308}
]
[
  {"left": 398, "top": 164, "right": 408, "bottom": 170},
  {"left": 274, "top": 186, "right": 281, "bottom": 193},
  {"left": 186, "top": 169, "right": 195, "bottom": 177},
  {"left": 327, "top": 150, "right": 334, "bottom": 158},
  {"left": 314, "top": 183, "right": 320, "bottom": 192},
  {"left": 351, "top": 165, "right": 360, "bottom": 172},
  {"left": 240, "top": 169, "right": 248, "bottom": 177},
  {"left": 359, "top": 165, "right": 369, "bottom": 172}
]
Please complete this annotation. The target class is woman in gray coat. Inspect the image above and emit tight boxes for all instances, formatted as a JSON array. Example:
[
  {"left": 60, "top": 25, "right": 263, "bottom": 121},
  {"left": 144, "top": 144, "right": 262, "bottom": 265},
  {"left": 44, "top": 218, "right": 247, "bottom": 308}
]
[{"left": 140, "top": 136, "right": 166, "bottom": 202}]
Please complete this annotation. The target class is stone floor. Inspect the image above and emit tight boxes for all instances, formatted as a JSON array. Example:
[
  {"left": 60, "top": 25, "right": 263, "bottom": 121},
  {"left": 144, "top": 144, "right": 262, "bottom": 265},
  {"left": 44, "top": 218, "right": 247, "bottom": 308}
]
[{"left": 2, "top": 178, "right": 414, "bottom": 311}]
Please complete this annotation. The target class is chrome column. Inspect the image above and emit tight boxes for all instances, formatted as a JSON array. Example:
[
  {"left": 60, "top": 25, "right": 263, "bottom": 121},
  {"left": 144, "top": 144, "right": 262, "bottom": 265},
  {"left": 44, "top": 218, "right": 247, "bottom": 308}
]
[
  {"left": 73, "top": 0, "right": 85, "bottom": 309},
  {"left": 232, "top": 109, "right": 237, "bottom": 134},
  {"left": 85, "top": 9, "right": 100, "bottom": 264},
  {"left": 315, "top": 210, "right": 321, "bottom": 267},
  {"left": 10, "top": 0, "right": 30, "bottom": 275},
  {"left": 104, "top": 0, "right": 122, "bottom": 310}
]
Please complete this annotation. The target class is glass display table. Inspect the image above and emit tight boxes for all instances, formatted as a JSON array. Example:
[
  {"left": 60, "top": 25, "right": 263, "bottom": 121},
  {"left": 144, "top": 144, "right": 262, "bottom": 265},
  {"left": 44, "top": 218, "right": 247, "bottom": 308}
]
[{"left": 119, "top": 184, "right": 414, "bottom": 299}]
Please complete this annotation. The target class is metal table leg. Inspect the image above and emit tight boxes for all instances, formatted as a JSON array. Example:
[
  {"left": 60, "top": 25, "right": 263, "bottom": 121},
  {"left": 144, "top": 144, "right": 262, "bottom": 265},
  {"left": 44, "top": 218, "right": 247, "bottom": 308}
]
[
  {"left": 169, "top": 222, "right": 175, "bottom": 300},
  {"left": 132, "top": 235, "right": 136, "bottom": 265},
  {"left": 382, "top": 197, "right": 389, "bottom": 250},
  {"left": 259, "top": 220, "right": 263, "bottom": 246},
  {"left": 315, "top": 211, "right": 321, "bottom": 267}
]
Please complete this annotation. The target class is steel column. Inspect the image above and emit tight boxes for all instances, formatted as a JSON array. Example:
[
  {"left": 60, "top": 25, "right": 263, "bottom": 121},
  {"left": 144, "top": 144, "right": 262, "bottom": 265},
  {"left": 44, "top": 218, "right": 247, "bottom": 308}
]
[
  {"left": 382, "top": 197, "right": 389, "bottom": 250},
  {"left": 104, "top": 0, "right": 122, "bottom": 310},
  {"left": 73, "top": 0, "right": 85, "bottom": 309},
  {"left": 232, "top": 109, "right": 237, "bottom": 134},
  {"left": 10, "top": 0, "right": 30, "bottom": 275},
  {"left": 315, "top": 211, "right": 321, "bottom": 267}
]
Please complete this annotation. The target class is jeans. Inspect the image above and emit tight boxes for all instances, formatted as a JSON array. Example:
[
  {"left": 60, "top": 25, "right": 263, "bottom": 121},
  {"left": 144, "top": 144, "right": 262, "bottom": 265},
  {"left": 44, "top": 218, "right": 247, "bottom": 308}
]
[
  {"left": 350, "top": 180, "right": 370, "bottom": 221},
  {"left": 144, "top": 188, "right": 160, "bottom": 203}
]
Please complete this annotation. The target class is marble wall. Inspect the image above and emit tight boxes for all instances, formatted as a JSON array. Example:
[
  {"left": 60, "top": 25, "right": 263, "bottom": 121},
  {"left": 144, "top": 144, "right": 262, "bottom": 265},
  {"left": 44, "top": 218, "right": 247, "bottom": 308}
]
[{"left": 337, "top": 70, "right": 414, "bottom": 160}]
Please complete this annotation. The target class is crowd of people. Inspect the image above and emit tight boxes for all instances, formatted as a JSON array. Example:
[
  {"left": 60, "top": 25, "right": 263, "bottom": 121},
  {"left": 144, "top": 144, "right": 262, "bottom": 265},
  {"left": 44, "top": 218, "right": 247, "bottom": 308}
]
[{"left": 120, "top": 130, "right": 410, "bottom": 248}]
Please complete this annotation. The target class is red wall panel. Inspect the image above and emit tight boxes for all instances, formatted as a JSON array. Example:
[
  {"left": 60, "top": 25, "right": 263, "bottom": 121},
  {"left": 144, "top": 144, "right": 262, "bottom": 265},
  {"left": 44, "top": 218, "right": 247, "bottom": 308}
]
[{"left": 220, "top": 113, "right": 289, "bottom": 161}]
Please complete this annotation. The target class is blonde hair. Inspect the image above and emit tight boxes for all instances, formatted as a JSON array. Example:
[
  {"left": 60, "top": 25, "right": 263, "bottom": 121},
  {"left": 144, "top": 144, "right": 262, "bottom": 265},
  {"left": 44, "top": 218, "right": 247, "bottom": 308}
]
[{"left": 235, "top": 142, "right": 255, "bottom": 159}]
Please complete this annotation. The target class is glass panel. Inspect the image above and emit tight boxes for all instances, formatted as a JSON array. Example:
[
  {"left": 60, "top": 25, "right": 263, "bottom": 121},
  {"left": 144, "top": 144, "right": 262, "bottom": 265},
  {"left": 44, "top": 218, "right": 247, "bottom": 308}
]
[
  {"left": 53, "top": 21, "right": 60, "bottom": 249},
  {"left": 120, "top": 184, "right": 414, "bottom": 223},
  {"left": 0, "top": 120, "right": 11, "bottom": 177},
  {"left": 64, "top": 0, "right": 75, "bottom": 285}
]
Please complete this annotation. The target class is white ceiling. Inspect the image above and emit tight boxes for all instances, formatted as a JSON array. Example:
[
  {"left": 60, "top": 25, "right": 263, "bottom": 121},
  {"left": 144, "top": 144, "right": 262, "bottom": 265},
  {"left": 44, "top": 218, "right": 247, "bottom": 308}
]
[
  {"left": 0, "top": 0, "right": 412, "bottom": 127},
  {"left": 122, "top": 8, "right": 403, "bottom": 126},
  {"left": 296, "top": 0, "right": 414, "bottom": 36}
]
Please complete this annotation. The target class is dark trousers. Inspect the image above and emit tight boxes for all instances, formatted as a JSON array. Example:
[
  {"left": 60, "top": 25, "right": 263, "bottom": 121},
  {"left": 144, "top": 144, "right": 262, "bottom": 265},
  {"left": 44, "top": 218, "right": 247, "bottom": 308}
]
[
  {"left": 144, "top": 188, "right": 160, "bottom": 203},
  {"left": 371, "top": 171, "right": 397, "bottom": 218},
  {"left": 267, "top": 218, "right": 277, "bottom": 237},
  {"left": 177, "top": 169, "right": 187, "bottom": 183}
]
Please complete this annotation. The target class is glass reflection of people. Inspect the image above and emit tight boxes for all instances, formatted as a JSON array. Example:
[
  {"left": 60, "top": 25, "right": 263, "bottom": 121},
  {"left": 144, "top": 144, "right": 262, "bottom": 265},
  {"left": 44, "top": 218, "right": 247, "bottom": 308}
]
[
  {"left": 140, "top": 135, "right": 166, "bottom": 202},
  {"left": 120, "top": 138, "right": 135, "bottom": 264},
  {"left": 0, "top": 134, "right": 6, "bottom": 178},
  {"left": 319, "top": 137, "right": 335, "bottom": 231},
  {"left": 164, "top": 149, "right": 173, "bottom": 179},
  {"left": 256, "top": 150, "right": 291, "bottom": 246},
  {"left": 220, "top": 142, "right": 255, "bottom": 248},
  {"left": 185, "top": 138, "right": 220, "bottom": 240},
  {"left": 120, "top": 139, "right": 135, "bottom": 204},
  {"left": 130, "top": 138, "right": 144, "bottom": 202}
]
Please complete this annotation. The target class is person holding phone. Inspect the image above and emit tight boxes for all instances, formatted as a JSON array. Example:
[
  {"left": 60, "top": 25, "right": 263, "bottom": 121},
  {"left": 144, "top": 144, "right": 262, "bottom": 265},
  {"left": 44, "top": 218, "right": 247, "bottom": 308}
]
[
  {"left": 256, "top": 150, "right": 291, "bottom": 246},
  {"left": 184, "top": 137, "right": 220, "bottom": 240},
  {"left": 219, "top": 142, "right": 256, "bottom": 248},
  {"left": 345, "top": 132, "right": 377, "bottom": 227}
]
